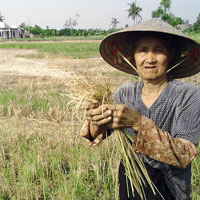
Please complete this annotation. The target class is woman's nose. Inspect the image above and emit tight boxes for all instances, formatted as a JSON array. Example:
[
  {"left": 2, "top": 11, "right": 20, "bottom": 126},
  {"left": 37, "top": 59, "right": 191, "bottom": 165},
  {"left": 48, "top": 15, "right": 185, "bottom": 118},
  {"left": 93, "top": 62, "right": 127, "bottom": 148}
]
[{"left": 146, "top": 52, "right": 156, "bottom": 63}]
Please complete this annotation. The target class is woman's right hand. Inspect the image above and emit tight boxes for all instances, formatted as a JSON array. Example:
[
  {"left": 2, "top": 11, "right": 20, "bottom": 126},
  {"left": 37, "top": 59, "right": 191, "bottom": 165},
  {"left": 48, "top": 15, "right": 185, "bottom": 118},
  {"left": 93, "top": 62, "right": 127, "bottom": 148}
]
[
  {"left": 80, "top": 120, "right": 107, "bottom": 146},
  {"left": 80, "top": 102, "right": 111, "bottom": 146}
]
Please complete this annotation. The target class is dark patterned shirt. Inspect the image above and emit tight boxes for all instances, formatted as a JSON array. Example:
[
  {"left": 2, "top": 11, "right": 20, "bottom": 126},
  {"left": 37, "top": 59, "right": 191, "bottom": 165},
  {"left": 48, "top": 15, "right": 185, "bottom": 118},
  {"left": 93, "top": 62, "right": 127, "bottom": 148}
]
[{"left": 114, "top": 79, "right": 200, "bottom": 200}]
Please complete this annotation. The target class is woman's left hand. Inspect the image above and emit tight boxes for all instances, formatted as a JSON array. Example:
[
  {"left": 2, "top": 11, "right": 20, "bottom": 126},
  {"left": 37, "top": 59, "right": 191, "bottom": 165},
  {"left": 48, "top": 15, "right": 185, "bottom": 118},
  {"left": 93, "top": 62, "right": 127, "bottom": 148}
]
[{"left": 86, "top": 104, "right": 142, "bottom": 130}]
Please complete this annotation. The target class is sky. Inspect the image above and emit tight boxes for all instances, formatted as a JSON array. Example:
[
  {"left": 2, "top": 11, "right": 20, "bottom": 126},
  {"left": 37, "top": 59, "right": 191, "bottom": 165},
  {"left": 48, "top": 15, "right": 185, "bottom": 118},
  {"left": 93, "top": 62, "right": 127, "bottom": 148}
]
[{"left": 1, "top": 0, "right": 200, "bottom": 30}]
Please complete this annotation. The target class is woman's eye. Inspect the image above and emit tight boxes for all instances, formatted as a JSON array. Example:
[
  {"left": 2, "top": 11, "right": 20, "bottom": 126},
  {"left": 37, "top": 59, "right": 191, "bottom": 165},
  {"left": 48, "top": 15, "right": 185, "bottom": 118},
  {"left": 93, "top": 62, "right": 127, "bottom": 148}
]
[
  {"left": 139, "top": 48, "right": 147, "bottom": 52},
  {"left": 155, "top": 48, "right": 163, "bottom": 52}
]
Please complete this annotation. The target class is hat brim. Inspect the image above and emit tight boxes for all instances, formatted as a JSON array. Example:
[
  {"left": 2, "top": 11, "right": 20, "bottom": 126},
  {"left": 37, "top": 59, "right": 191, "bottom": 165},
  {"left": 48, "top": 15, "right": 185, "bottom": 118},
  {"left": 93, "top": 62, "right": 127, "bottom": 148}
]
[{"left": 99, "top": 20, "right": 200, "bottom": 79}]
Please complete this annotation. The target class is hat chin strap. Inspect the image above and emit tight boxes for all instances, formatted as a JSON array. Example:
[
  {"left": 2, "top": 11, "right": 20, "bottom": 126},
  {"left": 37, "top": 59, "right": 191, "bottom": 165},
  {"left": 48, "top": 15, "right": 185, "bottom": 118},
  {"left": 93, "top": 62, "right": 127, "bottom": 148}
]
[
  {"left": 116, "top": 49, "right": 139, "bottom": 74},
  {"left": 166, "top": 56, "right": 188, "bottom": 74}
]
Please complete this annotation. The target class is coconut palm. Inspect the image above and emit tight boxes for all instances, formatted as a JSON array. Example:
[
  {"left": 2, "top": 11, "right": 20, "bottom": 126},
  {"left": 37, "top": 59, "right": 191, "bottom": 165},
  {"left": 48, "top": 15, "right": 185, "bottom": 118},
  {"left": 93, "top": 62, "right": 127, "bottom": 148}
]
[
  {"left": 127, "top": 1, "right": 142, "bottom": 24},
  {"left": 110, "top": 18, "right": 119, "bottom": 29},
  {"left": 64, "top": 14, "right": 80, "bottom": 36},
  {"left": 0, "top": 12, "right": 5, "bottom": 22}
]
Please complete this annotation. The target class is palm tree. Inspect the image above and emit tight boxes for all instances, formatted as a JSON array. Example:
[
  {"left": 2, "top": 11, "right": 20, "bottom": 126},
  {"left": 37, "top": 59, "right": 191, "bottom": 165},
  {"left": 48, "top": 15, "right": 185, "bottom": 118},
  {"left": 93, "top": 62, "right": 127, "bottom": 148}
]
[
  {"left": 64, "top": 18, "right": 78, "bottom": 35},
  {"left": 64, "top": 14, "right": 80, "bottom": 36},
  {"left": 127, "top": 1, "right": 142, "bottom": 24},
  {"left": 0, "top": 12, "right": 5, "bottom": 22},
  {"left": 110, "top": 18, "right": 119, "bottom": 29}
]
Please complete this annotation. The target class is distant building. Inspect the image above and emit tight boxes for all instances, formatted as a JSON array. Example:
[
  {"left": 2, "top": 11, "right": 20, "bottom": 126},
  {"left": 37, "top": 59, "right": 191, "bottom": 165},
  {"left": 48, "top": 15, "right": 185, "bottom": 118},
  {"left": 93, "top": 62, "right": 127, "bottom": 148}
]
[{"left": 0, "top": 22, "right": 24, "bottom": 39}]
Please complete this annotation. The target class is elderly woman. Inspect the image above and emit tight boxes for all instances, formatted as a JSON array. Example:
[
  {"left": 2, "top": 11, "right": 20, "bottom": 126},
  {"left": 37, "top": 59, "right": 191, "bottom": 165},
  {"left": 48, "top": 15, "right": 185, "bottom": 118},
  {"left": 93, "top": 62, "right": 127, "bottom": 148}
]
[{"left": 80, "top": 19, "right": 200, "bottom": 200}]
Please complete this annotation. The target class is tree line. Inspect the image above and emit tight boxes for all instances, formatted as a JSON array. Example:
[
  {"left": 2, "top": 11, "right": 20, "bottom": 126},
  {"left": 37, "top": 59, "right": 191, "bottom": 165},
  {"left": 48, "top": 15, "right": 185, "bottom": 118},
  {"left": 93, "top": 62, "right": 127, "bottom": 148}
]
[{"left": 18, "top": 24, "right": 116, "bottom": 38}]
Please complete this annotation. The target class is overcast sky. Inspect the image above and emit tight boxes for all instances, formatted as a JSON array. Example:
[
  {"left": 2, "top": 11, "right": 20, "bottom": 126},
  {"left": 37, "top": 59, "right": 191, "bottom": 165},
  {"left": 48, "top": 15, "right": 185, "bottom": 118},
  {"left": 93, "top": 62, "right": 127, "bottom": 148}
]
[{"left": 1, "top": 0, "right": 200, "bottom": 30}]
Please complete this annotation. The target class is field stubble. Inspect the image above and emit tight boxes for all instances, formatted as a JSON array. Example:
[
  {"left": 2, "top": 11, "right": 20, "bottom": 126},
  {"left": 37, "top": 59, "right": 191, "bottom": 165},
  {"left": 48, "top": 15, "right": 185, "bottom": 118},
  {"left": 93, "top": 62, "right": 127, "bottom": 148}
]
[{"left": 0, "top": 44, "right": 199, "bottom": 200}]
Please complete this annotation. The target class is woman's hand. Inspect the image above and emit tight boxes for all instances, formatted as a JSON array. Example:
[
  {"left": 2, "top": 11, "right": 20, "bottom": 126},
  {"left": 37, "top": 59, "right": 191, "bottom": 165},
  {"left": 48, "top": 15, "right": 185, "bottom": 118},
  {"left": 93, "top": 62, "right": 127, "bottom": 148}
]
[
  {"left": 86, "top": 104, "right": 142, "bottom": 131},
  {"left": 80, "top": 102, "right": 108, "bottom": 146},
  {"left": 80, "top": 120, "right": 107, "bottom": 146}
]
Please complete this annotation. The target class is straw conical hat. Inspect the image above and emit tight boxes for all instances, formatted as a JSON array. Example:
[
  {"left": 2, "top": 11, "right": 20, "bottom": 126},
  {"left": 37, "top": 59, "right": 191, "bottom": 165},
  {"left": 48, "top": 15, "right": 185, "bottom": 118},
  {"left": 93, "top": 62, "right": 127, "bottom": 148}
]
[{"left": 99, "top": 19, "right": 200, "bottom": 79}]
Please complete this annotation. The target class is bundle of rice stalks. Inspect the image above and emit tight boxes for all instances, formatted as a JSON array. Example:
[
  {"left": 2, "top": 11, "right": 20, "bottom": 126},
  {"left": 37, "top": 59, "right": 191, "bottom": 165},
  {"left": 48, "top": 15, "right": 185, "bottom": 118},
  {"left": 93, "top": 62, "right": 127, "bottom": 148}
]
[{"left": 60, "top": 76, "right": 163, "bottom": 200}]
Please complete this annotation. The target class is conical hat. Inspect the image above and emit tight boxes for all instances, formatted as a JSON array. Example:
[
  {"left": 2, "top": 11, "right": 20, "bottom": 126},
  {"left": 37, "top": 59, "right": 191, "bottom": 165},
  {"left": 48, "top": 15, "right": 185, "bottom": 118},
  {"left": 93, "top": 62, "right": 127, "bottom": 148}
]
[{"left": 99, "top": 19, "right": 200, "bottom": 79}]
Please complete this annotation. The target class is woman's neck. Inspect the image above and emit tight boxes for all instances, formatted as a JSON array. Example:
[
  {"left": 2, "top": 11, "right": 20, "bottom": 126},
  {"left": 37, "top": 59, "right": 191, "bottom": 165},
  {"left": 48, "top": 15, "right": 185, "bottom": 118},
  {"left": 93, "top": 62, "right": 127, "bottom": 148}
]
[
  {"left": 141, "top": 78, "right": 168, "bottom": 108},
  {"left": 142, "top": 77, "right": 168, "bottom": 97}
]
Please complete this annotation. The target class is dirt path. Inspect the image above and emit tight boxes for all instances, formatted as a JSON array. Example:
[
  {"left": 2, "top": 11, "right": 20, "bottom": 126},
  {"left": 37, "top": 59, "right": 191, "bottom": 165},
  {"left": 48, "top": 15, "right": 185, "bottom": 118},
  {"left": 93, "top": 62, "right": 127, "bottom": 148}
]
[{"left": 0, "top": 49, "right": 114, "bottom": 78}]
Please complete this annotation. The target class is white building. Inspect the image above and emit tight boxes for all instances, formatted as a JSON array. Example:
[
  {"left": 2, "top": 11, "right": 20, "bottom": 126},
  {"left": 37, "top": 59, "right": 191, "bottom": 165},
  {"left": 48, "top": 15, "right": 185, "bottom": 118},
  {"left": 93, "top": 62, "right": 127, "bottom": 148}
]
[{"left": 0, "top": 22, "right": 23, "bottom": 39}]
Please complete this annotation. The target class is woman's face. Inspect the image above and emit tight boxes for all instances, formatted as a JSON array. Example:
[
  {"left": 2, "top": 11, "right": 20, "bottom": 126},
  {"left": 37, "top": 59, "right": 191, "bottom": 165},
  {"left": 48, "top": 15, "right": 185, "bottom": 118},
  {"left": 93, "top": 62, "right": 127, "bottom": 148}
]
[{"left": 134, "top": 36, "right": 172, "bottom": 81}]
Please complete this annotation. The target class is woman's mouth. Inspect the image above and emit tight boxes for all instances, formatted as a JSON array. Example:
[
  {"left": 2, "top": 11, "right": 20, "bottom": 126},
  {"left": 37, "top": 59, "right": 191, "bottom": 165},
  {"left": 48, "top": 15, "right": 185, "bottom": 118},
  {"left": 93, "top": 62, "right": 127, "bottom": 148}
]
[{"left": 144, "top": 66, "right": 156, "bottom": 69}]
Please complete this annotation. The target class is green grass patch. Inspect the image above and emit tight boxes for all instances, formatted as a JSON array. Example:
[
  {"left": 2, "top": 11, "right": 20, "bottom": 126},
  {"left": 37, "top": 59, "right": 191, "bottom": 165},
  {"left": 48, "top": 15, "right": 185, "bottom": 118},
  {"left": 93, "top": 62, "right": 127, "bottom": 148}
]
[
  {"left": 0, "top": 88, "right": 70, "bottom": 118},
  {"left": 191, "top": 151, "right": 200, "bottom": 200},
  {"left": 0, "top": 42, "right": 100, "bottom": 59},
  {"left": 0, "top": 120, "right": 117, "bottom": 200},
  {"left": 186, "top": 32, "right": 200, "bottom": 43}
]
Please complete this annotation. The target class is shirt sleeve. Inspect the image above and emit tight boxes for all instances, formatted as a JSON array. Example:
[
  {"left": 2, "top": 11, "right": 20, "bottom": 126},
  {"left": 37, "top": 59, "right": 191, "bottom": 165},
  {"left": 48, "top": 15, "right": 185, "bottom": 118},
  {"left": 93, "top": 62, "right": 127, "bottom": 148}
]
[{"left": 132, "top": 115, "right": 198, "bottom": 168}]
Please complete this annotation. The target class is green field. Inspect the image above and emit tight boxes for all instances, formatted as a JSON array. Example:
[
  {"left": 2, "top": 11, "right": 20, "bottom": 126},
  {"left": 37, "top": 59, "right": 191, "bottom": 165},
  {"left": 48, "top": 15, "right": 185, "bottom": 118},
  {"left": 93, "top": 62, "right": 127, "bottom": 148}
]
[
  {"left": 0, "top": 41, "right": 100, "bottom": 59},
  {"left": 0, "top": 37, "right": 199, "bottom": 199}
]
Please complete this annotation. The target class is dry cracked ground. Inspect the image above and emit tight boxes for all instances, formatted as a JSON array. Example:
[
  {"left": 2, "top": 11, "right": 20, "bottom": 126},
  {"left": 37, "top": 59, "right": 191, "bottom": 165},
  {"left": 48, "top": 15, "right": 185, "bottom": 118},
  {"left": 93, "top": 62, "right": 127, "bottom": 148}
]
[{"left": 0, "top": 49, "right": 113, "bottom": 78}]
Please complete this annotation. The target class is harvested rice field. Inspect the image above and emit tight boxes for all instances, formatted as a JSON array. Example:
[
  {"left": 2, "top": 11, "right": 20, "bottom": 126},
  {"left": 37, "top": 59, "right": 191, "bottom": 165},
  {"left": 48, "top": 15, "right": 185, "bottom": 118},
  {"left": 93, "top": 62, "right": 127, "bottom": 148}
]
[{"left": 0, "top": 42, "right": 199, "bottom": 200}]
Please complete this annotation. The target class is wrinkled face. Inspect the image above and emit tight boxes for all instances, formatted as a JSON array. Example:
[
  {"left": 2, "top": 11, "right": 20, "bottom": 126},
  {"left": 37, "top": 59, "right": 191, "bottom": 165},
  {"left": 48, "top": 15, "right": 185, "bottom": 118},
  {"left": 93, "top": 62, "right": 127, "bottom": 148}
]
[{"left": 134, "top": 36, "right": 173, "bottom": 81}]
